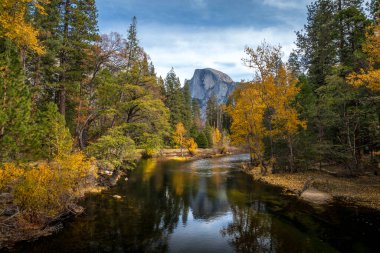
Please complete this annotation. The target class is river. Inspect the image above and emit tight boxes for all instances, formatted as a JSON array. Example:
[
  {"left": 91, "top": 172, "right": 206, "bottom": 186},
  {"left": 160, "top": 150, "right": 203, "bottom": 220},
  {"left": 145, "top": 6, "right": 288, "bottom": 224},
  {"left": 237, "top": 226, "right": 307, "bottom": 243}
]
[{"left": 9, "top": 154, "right": 380, "bottom": 252}]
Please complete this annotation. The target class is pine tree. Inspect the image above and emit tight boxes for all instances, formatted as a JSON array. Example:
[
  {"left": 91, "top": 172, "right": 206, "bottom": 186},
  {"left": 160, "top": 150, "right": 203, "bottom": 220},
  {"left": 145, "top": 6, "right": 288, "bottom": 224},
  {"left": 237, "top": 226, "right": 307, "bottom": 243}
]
[
  {"left": 296, "top": 0, "right": 337, "bottom": 88},
  {"left": 0, "top": 40, "right": 31, "bottom": 161},
  {"left": 164, "top": 68, "right": 185, "bottom": 128},
  {"left": 31, "top": 102, "right": 73, "bottom": 160},
  {"left": 191, "top": 98, "right": 202, "bottom": 129},
  {"left": 182, "top": 81, "right": 192, "bottom": 130},
  {"left": 206, "top": 95, "right": 220, "bottom": 128}
]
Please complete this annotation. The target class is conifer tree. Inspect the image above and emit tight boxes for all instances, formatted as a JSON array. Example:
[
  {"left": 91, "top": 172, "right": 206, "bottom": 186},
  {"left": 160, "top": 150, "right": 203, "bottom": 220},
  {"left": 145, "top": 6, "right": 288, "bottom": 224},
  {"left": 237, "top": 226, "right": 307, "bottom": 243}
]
[
  {"left": 0, "top": 40, "right": 31, "bottom": 161},
  {"left": 164, "top": 68, "right": 185, "bottom": 128}
]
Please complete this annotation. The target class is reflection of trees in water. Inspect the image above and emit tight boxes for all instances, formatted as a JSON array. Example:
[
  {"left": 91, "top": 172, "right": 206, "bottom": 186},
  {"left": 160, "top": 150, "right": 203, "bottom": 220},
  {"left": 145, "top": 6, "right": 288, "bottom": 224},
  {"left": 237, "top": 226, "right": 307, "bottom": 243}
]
[
  {"left": 220, "top": 202, "right": 338, "bottom": 253},
  {"left": 221, "top": 203, "right": 274, "bottom": 253},
  {"left": 122, "top": 159, "right": 187, "bottom": 252}
]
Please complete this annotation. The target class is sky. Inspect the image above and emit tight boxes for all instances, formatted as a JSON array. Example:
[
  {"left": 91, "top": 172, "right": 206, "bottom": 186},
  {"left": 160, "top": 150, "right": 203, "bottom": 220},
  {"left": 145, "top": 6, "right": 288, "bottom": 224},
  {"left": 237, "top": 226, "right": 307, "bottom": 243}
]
[{"left": 96, "top": 0, "right": 314, "bottom": 82}]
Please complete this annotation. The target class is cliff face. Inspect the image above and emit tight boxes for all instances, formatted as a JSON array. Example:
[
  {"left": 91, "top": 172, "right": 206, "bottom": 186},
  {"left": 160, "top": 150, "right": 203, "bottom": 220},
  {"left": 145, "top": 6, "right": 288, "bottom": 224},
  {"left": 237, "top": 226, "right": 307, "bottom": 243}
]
[{"left": 188, "top": 68, "right": 236, "bottom": 118}]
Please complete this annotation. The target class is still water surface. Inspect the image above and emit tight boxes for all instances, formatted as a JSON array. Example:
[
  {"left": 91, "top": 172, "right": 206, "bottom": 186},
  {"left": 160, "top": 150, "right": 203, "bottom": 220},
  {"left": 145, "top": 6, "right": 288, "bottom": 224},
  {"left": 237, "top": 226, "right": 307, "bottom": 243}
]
[{"left": 11, "top": 154, "right": 380, "bottom": 252}]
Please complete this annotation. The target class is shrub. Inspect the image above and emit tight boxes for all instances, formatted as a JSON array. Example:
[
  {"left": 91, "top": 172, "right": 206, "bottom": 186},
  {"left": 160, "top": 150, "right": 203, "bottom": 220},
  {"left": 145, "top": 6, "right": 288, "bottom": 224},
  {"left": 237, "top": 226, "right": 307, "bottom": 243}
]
[
  {"left": 187, "top": 138, "right": 198, "bottom": 156},
  {"left": 0, "top": 163, "right": 24, "bottom": 191},
  {"left": 86, "top": 127, "right": 136, "bottom": 170},
  {"left": 3, "top": 152, "right": 96, "bottom": 221},
  {"left": 140, "top": 133, "right": 163, "bottom": 158}
]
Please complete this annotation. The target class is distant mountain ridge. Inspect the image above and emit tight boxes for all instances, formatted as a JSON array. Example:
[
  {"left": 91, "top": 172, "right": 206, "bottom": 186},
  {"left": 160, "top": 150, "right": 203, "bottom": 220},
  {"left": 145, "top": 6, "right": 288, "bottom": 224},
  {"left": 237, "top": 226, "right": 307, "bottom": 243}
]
[{"left": 188, "top": 68, "right": 237, "bottom": 119}]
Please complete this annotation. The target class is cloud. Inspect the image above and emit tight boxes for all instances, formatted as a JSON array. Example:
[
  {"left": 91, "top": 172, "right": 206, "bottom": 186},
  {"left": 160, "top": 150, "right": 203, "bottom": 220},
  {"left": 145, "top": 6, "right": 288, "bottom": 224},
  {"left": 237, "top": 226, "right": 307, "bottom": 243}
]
[
  {"left": 262, "top": 0, "right": 311, "bottom": 10},
  {"left": 134, "top": 24, "right": 298, "bottom": 82}
]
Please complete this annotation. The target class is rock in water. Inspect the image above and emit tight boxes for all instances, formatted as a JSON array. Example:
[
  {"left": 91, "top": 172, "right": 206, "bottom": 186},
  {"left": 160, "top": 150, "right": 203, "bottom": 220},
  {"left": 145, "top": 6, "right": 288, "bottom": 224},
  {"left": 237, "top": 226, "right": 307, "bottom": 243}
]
[
  {"left": 188, "top": 68, "right": 236, "bottom": 119},
  {"left": 300, "top": 189, "right": 333, "bottom": 205}
]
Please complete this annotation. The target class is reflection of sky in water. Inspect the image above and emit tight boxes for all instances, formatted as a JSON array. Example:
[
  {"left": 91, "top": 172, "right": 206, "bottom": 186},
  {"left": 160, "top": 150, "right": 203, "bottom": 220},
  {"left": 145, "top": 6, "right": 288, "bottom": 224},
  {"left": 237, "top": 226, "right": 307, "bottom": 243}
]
[
  {"left": 179, "top": 154, "right": 250, "bottom": 174},
  {"left": 169, "top": 211, "right": 234, "bottom": 253}
]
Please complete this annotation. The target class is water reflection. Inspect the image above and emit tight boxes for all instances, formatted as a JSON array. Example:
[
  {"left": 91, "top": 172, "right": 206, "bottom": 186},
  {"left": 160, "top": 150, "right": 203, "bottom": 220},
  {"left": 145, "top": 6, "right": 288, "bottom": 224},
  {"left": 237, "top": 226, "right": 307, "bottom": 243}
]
[{"left": 11, "top": 154, "right": 380, "bottom": 253}]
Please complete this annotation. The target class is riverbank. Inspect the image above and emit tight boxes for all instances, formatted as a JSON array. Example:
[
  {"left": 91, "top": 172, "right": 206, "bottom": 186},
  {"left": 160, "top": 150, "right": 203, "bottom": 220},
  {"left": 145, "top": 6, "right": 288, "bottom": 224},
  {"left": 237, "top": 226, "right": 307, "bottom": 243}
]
[
  {"left": 155, "top": 147, "right": 244, "bottom": 161},
  {"left": 247, "top": 168, "right": 380, "bottom": 210},
  {"left": 0, "top": 165, "right": 126, "bottom": 249},
  {"left": 0, "top": 183, "right": 106, "bottom": 249}
]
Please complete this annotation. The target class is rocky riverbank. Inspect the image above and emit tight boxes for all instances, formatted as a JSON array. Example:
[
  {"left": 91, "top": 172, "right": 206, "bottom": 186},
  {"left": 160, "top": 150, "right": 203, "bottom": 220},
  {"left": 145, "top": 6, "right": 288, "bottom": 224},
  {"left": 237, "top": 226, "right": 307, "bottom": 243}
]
[{"left": 246, "top": 168, "right": 380, "bottom": 210}]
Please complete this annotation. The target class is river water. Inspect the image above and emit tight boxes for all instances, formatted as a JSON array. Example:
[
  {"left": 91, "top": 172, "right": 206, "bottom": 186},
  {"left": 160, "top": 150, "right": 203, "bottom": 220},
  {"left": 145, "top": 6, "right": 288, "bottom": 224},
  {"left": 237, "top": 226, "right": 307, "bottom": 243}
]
[{"left": 10, "top": 154, "right": 380, "bottom": 252}]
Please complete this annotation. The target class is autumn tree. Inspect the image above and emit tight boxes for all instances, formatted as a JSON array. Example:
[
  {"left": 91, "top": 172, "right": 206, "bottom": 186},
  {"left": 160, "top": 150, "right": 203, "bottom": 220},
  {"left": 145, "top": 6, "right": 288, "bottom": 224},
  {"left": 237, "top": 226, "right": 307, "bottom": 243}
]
[
  {"left": 212, "top": 127, "right": 222, "bottom": 150},
  {"left": 229, "top": 42, "right": 305, "bottom": 173},
  {"left": 173, "top": 122, "right": 186, "bottom": 157},
  {"left": 347, "top": 17, "right": 380, "bottom": 91},
  {"left": 228, "top": 84, "right": 266, "bottom": 167},
  {"left": 0, "top": 0, "right": 47, "bottom": 55}
]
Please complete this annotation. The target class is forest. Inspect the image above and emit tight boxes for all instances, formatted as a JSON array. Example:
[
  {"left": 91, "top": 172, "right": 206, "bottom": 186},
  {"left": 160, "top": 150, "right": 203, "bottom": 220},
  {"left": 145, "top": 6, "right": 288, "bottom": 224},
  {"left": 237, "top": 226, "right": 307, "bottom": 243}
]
[{"left": 0, "top": 0, "right": 379, "bottom": 247}]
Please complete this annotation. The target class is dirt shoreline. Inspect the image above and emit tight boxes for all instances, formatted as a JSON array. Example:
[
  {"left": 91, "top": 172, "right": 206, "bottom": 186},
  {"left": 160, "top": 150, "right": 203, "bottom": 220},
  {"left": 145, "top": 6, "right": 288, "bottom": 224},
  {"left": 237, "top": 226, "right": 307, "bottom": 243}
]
[
  {"left": 247, "top": 168, "right": 380, "bottom": 211},
  {"left": 154, "top": 147, "right": 245, "bottom": 162}
]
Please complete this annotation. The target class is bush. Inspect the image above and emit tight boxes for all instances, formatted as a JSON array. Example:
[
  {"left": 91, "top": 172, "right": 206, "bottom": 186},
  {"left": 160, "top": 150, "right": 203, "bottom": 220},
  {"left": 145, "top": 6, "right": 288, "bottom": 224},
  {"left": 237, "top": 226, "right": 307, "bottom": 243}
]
[
  {"left": 1, "top": 152, "right": 96, "bottom": 221},
  {"left": 140, "top": 133, "right": 163, "bottom": 158},
  {"left": 187, "top": 138, "right": 198, "bottom": 156},
  {"left": 0, "top": 163, "right": 24, "bottom": 191},
  {"left": 86, "top": 127, "right": 136, "bottom": 170}
]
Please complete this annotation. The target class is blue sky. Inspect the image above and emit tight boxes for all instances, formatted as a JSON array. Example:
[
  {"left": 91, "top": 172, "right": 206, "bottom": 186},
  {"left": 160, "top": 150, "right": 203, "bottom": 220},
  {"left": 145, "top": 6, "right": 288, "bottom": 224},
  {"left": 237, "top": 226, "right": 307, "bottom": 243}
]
[{"left": 96, "top": 0, "right": 313, "bottom": 82}]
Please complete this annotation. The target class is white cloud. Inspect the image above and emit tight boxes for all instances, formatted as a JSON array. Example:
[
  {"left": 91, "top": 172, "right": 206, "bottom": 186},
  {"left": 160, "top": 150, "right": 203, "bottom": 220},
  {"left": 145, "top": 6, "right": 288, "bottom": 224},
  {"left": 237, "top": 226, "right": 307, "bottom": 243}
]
[
  {"left": 101, "top": 22, "right": 300, "bottom": 83},
  {"left": 137, "top": 24, "right": 297, "bottom": 83}
]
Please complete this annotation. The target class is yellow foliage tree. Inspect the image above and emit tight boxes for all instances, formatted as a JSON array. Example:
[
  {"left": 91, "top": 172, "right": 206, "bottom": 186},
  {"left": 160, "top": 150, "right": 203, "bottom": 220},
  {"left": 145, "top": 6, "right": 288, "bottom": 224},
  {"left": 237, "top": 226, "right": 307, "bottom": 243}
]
[
  {"left": 0, "top": 0, "right": 48, "bottom": 54},
  {"left": 228, "top": 84, "right": 266, "bottom": 167},
  {"left": 229, "top": 42, "right": 305, "bottom": 172},
  {"left": 212, "top": 128, "right": 222, "bottom": 149},
  {"left": 347, "top": 20, "right": 380, "bottom": 91},
  {"left": 271, "top": 65, "right": 307, "bottom": 170},
  {"left": 173, "top": 122, "right": 186, "bottom": 157}
]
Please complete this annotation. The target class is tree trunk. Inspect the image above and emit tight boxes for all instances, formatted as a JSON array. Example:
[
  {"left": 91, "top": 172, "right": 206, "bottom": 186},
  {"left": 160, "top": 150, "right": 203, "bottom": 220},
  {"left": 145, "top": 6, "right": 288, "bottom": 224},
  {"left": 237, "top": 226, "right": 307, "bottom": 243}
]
[
  {"left": 58, "top": 0, "right": 71, "bottom": 116},
  {"left": 288, "top": 137, "right": 294, "bottom": 172}
]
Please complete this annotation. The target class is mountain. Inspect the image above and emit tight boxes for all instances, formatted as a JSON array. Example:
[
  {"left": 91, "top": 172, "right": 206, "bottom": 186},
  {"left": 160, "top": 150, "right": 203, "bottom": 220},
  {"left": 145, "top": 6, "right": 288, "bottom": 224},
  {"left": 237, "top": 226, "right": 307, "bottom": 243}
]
[{"left": 188, "top": 68, "right": 237, "bottom": 119}]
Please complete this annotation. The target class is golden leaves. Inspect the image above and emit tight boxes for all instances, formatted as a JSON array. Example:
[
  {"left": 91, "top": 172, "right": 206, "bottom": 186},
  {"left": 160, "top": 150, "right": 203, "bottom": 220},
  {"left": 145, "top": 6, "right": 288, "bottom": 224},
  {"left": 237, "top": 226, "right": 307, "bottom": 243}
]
[
  {"left": 212, "top": 128, "right": 222, "bottom": 147},
  {"left": 228, "top": 42, "right": 306, "bottom": 163},
  {"left": 347, "top": 20, "right": 380, "bottom": 91},
  {"left": 173, "top": 122, "right": 186, "bottom": 148},
  {"left": 1, "top": 152, "right": 96, "bottom": 218},
  {"left": 0, "top": 0, "right": 49, "bottom": 54}
]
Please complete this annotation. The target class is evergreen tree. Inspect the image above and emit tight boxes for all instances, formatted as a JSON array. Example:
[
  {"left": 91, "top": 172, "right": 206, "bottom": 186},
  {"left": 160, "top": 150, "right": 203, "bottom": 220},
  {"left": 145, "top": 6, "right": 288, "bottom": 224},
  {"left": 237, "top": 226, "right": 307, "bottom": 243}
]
[
  {"left": 206, "top": 95, "right": 221, "bottom": 128},
  {"left": 0, "top": 40, "right": 31, "bottom": 161},
  {"left": 164, "top": 68, "right": 185, "bottom": 128},
  {"left": 182, "top": 81, "right": 192, "bottom": 130},
  {"left": 191, "top": 98, "right": 202, "bottom": 129},
  {"left": 196, "top": 131, "right": 209, "bottom": 148},
  {"left": 296, "top": 0, "right": 337, "bottom": 88},
  {"left": 31, "top": 102, "right": 73, "bottom": 160}
]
